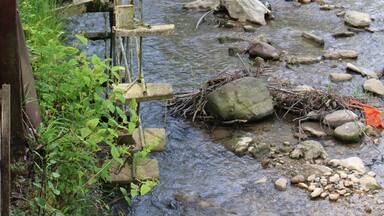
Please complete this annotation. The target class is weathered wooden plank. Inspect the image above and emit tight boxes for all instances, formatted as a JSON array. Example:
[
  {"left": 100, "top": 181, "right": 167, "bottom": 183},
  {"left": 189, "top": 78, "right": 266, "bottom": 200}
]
[
  {"left": 115, "top": 5, "right": 134, "bottom": 29},
  {"left": 115, "top": 83, "right": 173, "bottom": 102},
  {"left": 1, "top": 84, "right": 11, "bottom": 216},
  {"left": 82, "top": 31, "right": 111, "bottom": 40},
  {"left": 113, "top": 24, "right": 175, "bottom": 37},
  {"left": 132, "top": 128, "right": 166, "bottom": 152}
]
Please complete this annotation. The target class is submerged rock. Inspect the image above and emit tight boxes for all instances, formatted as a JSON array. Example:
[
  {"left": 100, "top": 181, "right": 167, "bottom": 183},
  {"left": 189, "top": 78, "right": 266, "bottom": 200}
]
[
  {"left": 247, "top": 41, "right": 279, "bottom": 60},
  {"left": 332, "top": 31, "right": 355, "bottom": 38},
  {"left": 301, "top": 31, "right": 324, "bottom": 47},
  {"left": 287, "top": 55, "right": 321, "bottom": 65},
  {"left": 329, "top": 73, "right": 352, "bottom": 82},
  {"left": 228, "top": 47, "right": 244, "bottom": 56},
  {"left": 275, "top": 178, "right": 288, "bottom": 191},
  {"left": 344, "top": 10, "right": 372, "bottom": 28},
  {"left": 243, "top": 25, "right": 257, "bottom": 32},
  {"left": 234, "top": 137, "right": 253, "bottom": 154},
  {"left": 329, "top": 157, "right": 366, "bottom": 173},
  {"left": 333, "top": 122, "right": 364, "bottom": 142},
  {"left": 218, "top": 36, "right": 244, "bottom": 44},
  {"left": 323, "top": 50, "right": 358, "bottom": 60},
  {"left": 290, "top": 140, "right": 328, "bottom": 160},
  {"left": 301, "top": 122, "right": 327, "bottom": 137},
  {"left": 363, "top": 78, "right": 384, "bottom": 96},
  {"left": 248, "top": 142, "right": 270, "bottom": 158},
  {"left": 222, "top": 0, "right": 271, "bottom": 25},
  {"left": 206, "top": 77, "right": 274, "bottom": 122},
  {"left": 323, "top": 110, "right": 358, "bottom": 127}
]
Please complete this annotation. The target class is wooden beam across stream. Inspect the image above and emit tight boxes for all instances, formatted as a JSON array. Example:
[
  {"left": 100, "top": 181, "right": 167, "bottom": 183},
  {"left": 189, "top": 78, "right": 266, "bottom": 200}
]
[{"left": 114, "top": 83, "right": 173, "bottom": 102}]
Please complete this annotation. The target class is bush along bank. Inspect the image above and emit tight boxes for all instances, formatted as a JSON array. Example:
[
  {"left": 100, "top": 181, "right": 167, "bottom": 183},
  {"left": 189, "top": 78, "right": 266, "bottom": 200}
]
[{"left": 14, "top": 0, "right": 157, "bottom": 215}]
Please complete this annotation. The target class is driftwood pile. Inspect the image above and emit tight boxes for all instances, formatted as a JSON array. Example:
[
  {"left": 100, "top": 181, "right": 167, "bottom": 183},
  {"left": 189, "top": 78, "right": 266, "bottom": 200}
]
[{"left": 169, "top": 69, "right": 362, "bottom": 123}]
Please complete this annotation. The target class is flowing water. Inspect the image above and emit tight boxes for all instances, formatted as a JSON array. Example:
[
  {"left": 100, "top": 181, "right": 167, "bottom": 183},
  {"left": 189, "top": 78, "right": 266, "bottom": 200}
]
[{"left": 66, "top": 0, "right": 384, "bottom": 215}]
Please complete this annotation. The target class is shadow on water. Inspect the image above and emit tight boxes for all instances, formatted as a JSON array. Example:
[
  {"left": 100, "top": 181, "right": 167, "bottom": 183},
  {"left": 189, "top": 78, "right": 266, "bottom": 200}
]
[{"left": 66, "top": 0, "right": 384, "bottom": 215}]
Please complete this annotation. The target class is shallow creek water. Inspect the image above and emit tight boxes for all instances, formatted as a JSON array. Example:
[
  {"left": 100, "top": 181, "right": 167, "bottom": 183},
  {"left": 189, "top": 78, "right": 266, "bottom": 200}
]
[{"left": 66, "top": 0, "right": 384, "bottom": 215}]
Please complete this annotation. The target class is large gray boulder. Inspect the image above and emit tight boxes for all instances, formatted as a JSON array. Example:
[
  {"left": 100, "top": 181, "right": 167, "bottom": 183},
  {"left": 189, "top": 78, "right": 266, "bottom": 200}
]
[
  {"left": 184, "top": 0, "right": 271, "bottom": 25},
  {"left": 221, "top": 0, "right": 271, "bottom": 25},
  {"left": 206, "top": 77, "right": 274, "bottom": 121}
]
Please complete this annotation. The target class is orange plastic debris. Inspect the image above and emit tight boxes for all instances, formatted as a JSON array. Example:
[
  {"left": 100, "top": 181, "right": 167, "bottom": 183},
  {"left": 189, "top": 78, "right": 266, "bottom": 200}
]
[{"left": 349, "top": 100, "right": 384, "bottom": 128}]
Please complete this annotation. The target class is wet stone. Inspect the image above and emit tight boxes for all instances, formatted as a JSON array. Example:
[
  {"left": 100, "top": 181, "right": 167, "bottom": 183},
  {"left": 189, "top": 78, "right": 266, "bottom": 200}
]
[
  {"left": 347, "top": 63, "right": 377, "bottom": 78},
  {"left": 329, "top": 73, "right": 352, "bottom": 82},
  {"left": 247, "top": 41, "right": 280, "bottom": 60},
  {"left": 363, "top": 78, "right": 384, "bottom": 96},
  {"left": 310, "top": 188, "right": 323, "bottom": 198},
  {"left": 301, "top": 31, "right": 324, "bottom": 47},
  {"left": 275, "top": 178, "right": 288, "bottom": 191},
  {"left": 301, "top": 122, "right": 327, "bottom": 137},
  {"left": 344, "top": 10, "right": 372, "bottom": 28},
  {"left": 218, "top": 36, "right": 244, "bottom": 44},
  {"left": 329, "top": 193, "right": 340, "bottom": 201},
  {"left": 291, "top": 175, "right": 305, "bottom": 184},
  {"left": 290, "top": 140, "right": 328, "bottom": 160},
  {"left": 323, "top": 50, "right": 358, "bottom": 60},
  {"left": 332, "top": 31, "right": 355, "bottom": 38},
  {"left": 320, "top": 4, "right": 335, "bottom": 10},
  {"left": 243, "top": 25, "right": 257, "bottom": 32},
  {"left": 333, "top": 122, "right": 364, "bottom": 143},
  {"left": 323, "top": 110, "right": 358, "bottom": 127}
]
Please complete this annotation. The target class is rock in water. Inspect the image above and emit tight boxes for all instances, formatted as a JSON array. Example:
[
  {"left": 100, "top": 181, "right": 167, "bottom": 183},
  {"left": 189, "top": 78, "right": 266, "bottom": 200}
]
[
  {"left": 363, "top": 79, "right": 384, "bottom": 96},
  {"left": 359, "top": 175, "right": 382, "bottom": 191},
  {"left": 183, "top": 0, "right": 220, "bottom": 11},
  {"left": 344, "top": 10, "right": 372, "bottom": 28},
  {"left": 310, "top": 188, "right": 323, "bottom": 198},
  {"left": 329, "top": 193, "right": 340, "bottom": 201},
  {"left": 247, "top": 42, "right": 279, "bottom": 60},
  {"left": 301, "top": 122, "right": 327, "bottom": 137},
  {"left": 329, "top": 73, "right": 352, "bottom": 82},
  {"left": 329, "top": 157, "right": 366, "bottom": 173},
  {"left": 347, "top": 63, "right": 377, "bottom": 78},
  {"left": 290, "top": 140, "right": 328, "bottom": 160},
  {"left": 333, "top": 122, "right": 364, "bottom": 142},
  {"left": 323, "top": 50, "right": 358, "bottom": 60},
  {"left": 206, "top": 77, "right": 274, "bottom": 121},
  {"left": 275, "top": 178, "right": 288, "bottom": 191},
  {"left": 323, "top": 110, "right": 358, "bottom": 127},
  {"left": 221, "top": 0, "right": 271, "bottom": 25}
]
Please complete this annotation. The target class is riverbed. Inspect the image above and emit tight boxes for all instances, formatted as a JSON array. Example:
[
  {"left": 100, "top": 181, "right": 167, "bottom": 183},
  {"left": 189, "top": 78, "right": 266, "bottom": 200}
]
[{"left": 67, "top": 0, "right": 384, "bottom": 215}]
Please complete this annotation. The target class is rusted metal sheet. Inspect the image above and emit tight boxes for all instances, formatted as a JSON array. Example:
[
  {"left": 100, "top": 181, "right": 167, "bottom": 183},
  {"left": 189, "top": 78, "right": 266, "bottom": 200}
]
[{"left": 0, "top": 0, "right": 25, "bottom": 151}]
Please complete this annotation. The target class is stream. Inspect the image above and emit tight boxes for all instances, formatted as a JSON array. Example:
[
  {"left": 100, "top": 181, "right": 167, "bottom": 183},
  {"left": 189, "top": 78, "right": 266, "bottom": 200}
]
[{"left": 66, "top": 0, "right": 384, "bottom": 215}]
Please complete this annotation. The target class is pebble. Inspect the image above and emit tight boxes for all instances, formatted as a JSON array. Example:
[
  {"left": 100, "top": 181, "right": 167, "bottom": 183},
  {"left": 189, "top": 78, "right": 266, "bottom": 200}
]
[
  {"left": 377, "top": 199, "right": 384, "bottom": 205},
  {"left": 302, "top": 31, "right": 324, "bottom": 47},
  {"left": 338, "top": 171, "right": 348, "bottom": 179},
  {"left": 307, "top": 174, "right": 316, "bottom": 182},
  {"left": 320, "top": 4, "right": 335, "bottom": 10},
  {"left": 320, "top": 178, "right": 328, "bottom": 186},
  {"left": 329, "top": 193, "right": 340, "bottom": 201},
  {"left": 337, "top": 189, "right": 347, "bottom": 195},
  {"left": 275, "top": 178, "right": 288, "bottom": 191},
  {"left": 310, "top": 188, "right": 323, "bottom": 198},
  {"left": 332, "top": 31, "right": 355, "bottom": 38},
  {"left": 347, "top": 63, "right": 378, "bottom": 78},
  {"left": 324, "top": 172, "right": 332, "bottom": 176},
  {"left": 291, "top": 175, "right": 305, "bottom": 184},
  {"left": 308, "top": 184, "right": 317, "bottom": 192},
  {"left": 329, "top": 174, "right": 340, "bottom": 183},
  {"left": 320, "top": 192, "right": 329, "bottom": 198},
  {"left": 297, "top": 182, "right": 309, "bottom": 189}
]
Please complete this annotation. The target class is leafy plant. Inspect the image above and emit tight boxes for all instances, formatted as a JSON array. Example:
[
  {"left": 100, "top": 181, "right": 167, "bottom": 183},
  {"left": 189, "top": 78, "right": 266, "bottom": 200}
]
[{"left": 17, "top": 0, "right": 160, "bottom": 214}]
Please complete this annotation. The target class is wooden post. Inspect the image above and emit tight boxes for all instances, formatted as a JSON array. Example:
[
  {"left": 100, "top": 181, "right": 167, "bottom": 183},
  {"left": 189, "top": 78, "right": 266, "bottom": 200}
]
[
  {"left": 115, "top": 5, "right": 135, "bottom": 29},
  {"left": 0, "top": 0, "right": 25, "bottom": 152},
  {"left": 1, "top": 84, "right": 11, "bottom": 216}
]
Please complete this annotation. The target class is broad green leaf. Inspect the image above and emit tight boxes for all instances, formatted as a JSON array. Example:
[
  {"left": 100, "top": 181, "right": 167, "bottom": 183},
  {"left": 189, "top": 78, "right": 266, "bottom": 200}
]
[
  {"left": 75, "top": 34, "right": 88, "bottom": 45},
  {"left": 86, "top": 118, "right": 99, "bottom": 129}
]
